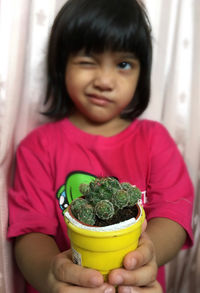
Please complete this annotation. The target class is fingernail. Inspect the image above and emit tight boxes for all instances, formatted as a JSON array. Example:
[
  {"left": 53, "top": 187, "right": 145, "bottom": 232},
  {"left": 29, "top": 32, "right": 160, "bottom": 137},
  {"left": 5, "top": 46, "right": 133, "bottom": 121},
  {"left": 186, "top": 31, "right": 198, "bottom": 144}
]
[
  {"left": 130, "top": 258, "right": 137, "bottom": 269},
  {"left": 104, "top": 287, "right": 114, "bottom": 293},
  {"left": 121, "top": 287, "right": 132, "bottom": 293},
  {"left": 121, "top": 287, "right": 138, "bottom": 293},
  {"left": 114, "top": 274, "right": 123, "bottom": 285},
  {"left": 91, "top": 275, "right": 103, "bottom": 286}
]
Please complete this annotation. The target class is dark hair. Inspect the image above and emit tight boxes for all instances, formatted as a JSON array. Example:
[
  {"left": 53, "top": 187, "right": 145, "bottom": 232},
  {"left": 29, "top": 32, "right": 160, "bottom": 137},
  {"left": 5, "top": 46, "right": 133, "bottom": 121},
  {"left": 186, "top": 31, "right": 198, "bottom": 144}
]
[{"left": 43, "top": 0, "right": 152, "bottom": 120}]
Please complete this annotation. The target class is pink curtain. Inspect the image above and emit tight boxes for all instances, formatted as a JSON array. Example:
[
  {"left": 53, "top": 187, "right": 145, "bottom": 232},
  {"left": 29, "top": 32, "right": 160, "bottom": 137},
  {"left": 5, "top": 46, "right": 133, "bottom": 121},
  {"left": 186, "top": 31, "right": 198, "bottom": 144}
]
[{"left": 0, "top": 0, "right": 199, "bottom": 292}]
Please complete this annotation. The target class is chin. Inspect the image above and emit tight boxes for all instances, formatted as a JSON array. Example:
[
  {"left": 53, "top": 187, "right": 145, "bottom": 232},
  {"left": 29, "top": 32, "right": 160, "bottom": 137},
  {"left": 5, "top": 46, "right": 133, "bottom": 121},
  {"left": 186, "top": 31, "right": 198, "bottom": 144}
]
[{"left": 88, "top": 116, "right": 113, "bottom": 124}]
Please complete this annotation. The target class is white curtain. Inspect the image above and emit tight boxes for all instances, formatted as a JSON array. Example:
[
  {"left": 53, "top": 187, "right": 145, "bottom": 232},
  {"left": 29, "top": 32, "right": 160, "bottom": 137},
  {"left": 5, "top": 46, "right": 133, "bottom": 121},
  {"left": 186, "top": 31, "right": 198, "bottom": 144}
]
[{"left": 0, "top": 0, "right": 199, "bottom": 292}]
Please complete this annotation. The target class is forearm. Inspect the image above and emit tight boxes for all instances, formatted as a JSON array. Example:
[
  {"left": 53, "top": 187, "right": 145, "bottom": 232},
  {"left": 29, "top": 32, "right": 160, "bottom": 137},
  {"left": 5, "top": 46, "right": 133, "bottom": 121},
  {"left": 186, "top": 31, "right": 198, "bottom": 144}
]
[
  {"left": 146, "top": 217, "right": 187, "bottom": 267},
  {"left": 14, "top": 233, "right": 60, "bottom": 293}
]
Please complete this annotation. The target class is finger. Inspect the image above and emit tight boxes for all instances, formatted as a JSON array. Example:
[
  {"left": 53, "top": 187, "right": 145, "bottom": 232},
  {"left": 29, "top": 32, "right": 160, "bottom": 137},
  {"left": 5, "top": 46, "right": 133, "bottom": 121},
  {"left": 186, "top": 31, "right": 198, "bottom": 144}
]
[
  {"left": 108, "top": 233, "right": 157, "bottom": 287},
  {"left": 141, "top": 219, "right": 147, "bottom": 233},
  {"left": 59, "top": 283, "right": 115, "bottom": 293},
  {"left": 123, "top": 232, "right": 155, "bottom": 270},
  {"left": 52, "top": 282, "right": 115, "bottom": 293},
  {"left": 108, "top": 260, "right": 157, "bottom": 287},
  {"left": 52, "top": 250, "right": 104, "bottom": 287},
  {"left": 118, "top": 280, "right": 163, "bottom": 293}
]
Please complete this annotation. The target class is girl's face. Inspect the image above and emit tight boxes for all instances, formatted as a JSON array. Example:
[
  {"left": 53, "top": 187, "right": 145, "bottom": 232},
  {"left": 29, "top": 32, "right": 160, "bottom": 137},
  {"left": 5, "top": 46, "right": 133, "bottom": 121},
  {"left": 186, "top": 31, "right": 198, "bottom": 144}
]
[{"left": 65, "top": 50, "right": 140, "bottom": 131}]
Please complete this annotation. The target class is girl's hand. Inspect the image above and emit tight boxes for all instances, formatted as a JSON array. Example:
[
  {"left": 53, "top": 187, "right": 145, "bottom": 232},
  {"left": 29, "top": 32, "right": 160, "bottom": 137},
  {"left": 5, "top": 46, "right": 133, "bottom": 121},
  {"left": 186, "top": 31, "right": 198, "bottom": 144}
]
[
  {"left": 108, "top": 231, "right": 163, "bottom": 293},
  {"left": 47, "top": 249, "right": 115, "bottom": 293}
]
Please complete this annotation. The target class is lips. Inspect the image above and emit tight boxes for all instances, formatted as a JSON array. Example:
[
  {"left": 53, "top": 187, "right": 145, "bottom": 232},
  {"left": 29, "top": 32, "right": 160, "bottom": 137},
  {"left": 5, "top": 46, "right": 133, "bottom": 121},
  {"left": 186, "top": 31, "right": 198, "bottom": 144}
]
[{"left": 87, "top": 94, "right": 112, "bottom": 106}]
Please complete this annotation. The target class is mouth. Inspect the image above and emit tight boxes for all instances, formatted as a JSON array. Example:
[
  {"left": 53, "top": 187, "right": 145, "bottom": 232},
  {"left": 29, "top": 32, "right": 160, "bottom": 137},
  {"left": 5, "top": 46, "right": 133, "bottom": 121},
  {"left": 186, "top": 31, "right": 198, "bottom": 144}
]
[{"left": 87, "top": 94, "right": 112, "bottom": 106}]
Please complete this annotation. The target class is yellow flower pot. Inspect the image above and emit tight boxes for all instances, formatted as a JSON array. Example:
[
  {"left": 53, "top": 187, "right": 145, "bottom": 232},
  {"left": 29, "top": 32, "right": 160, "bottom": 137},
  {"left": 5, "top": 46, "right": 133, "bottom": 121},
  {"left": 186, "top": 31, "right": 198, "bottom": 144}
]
[{"left": 64, "top": 203, "right": 145, "bottom": 280}]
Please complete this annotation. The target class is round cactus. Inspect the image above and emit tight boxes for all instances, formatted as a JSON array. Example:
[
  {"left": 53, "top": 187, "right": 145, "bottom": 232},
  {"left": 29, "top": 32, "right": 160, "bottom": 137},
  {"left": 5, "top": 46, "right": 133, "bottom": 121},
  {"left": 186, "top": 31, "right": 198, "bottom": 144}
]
[
  {"left": 107, "top": 177, "right": 122, "bottom": 189},
  {"left": 121, "top": 182, "right": 141, "bottom": 205},
  {"left": 121, "top": 182, "right": 133, "bottom": 191},
  {"left": 77, "top": 204, "right": 95, "bottom": 225},
  {"left": 128, "top": 187, "right": 142, "bottom": 205},
  {"left": 70, "top": 198, "right": 88, "bottom": 218},
  {"left": 79, "top": 183, "right": 90, "bottom": 196},
  {"left": 95, "top": 200, "right": 115, "bottom": 220},
  {"left": 112, "top": 190, "right": 130, "bottom": 209},
  {"left": 85, "top": 177, "right": 118, "bottom": 205},
  {"left": 93, "top": 178, "right": 113, "bottom": 200}
]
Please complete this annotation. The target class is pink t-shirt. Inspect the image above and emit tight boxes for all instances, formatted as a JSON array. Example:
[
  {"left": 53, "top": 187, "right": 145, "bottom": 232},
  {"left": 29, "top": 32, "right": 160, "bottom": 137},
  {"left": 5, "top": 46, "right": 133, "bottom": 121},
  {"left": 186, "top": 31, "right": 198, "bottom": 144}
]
[{"left": 7, "top": 118, "right": 194, "bottom": 293}]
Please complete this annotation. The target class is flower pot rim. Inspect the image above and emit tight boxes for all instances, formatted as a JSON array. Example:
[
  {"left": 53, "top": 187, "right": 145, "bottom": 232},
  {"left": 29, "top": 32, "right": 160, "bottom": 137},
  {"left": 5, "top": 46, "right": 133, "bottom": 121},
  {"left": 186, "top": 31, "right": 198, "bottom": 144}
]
[{"left": 64, "top": 202, "right": 145, "bottom": 235}]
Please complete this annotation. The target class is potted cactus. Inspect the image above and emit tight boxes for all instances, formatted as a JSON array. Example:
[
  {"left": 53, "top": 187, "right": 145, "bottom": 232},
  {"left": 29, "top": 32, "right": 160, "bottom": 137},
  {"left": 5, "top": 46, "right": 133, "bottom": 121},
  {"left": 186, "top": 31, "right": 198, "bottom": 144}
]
[{"left": 64, "top": 177, "right": 145, "bottom": 279}]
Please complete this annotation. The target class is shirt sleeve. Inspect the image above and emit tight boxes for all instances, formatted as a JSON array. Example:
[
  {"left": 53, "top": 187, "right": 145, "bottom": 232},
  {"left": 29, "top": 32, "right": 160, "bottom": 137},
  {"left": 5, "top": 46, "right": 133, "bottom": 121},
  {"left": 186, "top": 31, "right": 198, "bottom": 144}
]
[
  {"left": 7, "top": 128, "right": 58, "bottom": 239},
  {"left": 144, "top": 122, "right": 194, "bottom": 248}
]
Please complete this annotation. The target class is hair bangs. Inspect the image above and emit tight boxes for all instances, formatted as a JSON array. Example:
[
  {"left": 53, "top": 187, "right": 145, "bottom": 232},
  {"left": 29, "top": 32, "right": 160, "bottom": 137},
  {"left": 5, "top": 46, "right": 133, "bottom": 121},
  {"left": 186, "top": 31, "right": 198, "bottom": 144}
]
[
  {"left": 62, "top": 0, "right": 146, "bottom": 57},
  {"left": 82, "top": 21, "right": 143, "bottom": 56}
]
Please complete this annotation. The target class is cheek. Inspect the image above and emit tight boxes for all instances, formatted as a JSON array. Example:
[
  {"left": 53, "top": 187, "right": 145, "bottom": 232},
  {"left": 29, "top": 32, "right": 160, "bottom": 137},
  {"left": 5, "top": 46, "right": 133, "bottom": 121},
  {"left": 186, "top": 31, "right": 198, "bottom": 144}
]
[
  {"left": 121, "top": 82, "right": 137, "bottom": 103},
  {"left": 65, "top": 71, "right": 89, "bottom": 95},
  {"left": 65, "top": 72, "right": 80, "bottom": 98},
  {"left": 65, "top": 70, "right": 75, "bottom": 87},
  {"left": 66, "top": 79, "right": 76, "bottom": 97},
  {"left": 128, "top": 75, "right": 139, "bottom": 95}
]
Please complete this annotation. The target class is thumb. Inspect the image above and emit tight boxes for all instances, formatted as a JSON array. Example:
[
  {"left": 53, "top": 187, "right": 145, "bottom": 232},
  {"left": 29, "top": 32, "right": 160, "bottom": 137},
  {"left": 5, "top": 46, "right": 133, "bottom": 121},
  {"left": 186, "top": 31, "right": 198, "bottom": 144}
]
[{"left": 142, "top": 218, "right": 147, "bottom": 233}]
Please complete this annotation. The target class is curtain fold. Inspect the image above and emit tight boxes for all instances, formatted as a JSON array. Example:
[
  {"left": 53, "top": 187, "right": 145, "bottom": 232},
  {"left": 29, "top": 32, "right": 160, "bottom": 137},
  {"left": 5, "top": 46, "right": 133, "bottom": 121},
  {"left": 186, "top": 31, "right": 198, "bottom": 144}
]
[
  {"left": 0, "top": 1, "right": 199, "bottom": 292},
  {"left": 0, "top": 2, "right": 31, "bottom": 292},
  {"left": 144, "top": 1, "right": 200, "bottom": 292}
]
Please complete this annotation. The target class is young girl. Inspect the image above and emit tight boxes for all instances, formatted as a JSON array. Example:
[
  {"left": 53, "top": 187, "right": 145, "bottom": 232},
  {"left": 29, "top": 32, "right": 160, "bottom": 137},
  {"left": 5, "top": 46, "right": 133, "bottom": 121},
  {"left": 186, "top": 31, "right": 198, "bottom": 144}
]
[{"left": 7, "top": 0, "right": 194, "bottom": 292}]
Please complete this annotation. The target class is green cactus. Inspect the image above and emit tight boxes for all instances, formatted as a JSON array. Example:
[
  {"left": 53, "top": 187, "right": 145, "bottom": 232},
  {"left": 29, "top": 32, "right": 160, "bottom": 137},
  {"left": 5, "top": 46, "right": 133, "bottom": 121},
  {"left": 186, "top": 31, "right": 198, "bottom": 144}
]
[
  {"left": 121, "top": 182, "right": 132, "bottom": 191},
  {"left": 70, "top": 198, "right": 88, "bottom": 218},
  {"left": 69, "top": 177, "right": 141, "bottom": 226},
  {"left": 79, "top": 183, "right": 90, "bottom": 196},
  {"left": 88, "top": 177, "right": 120, "bottom": 202},
  {"left": 77, "top": 203, "right": 95, "bottom": 225},
  {"left": 95, "top": 200, "right": 115, "bottom": 220},
  {"left": 112, "top": 190, "right": 130, "bottom": 209},
  {"left": 121, "top": 183, "right": 141, "bottom": 205},
  {"left": 80, "top": 181, "right": 102, "bottom": 205},
  {"left": 128, "top": 187, "right": 142, "bottom": 205}
]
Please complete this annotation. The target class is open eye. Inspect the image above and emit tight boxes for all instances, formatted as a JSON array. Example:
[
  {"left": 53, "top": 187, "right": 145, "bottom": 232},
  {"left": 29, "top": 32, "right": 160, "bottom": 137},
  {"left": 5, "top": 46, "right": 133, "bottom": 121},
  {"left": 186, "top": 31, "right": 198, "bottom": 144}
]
[{"left": 118, "top": 62, "right": 132, "bottom": 70}]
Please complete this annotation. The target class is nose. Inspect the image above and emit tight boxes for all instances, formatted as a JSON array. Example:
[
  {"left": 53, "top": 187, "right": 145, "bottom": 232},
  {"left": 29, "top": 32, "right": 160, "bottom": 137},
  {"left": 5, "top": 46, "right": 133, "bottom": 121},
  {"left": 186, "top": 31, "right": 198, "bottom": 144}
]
[{"left": 93, "top": 68, "right": 115, "bottom": 91}]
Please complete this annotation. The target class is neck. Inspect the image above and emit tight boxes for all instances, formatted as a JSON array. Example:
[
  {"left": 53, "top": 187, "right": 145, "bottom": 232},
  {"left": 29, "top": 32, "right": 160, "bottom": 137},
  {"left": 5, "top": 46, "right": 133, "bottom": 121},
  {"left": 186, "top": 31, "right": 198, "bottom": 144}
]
[{"left": 68, "top": 114, "right": 131, "bottom": 137}]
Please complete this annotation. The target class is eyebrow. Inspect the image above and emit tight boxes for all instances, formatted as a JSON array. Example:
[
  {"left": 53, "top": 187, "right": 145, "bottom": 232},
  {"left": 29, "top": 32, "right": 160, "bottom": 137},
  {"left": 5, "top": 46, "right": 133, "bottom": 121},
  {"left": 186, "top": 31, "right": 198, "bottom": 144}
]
[
  {"left": 73, "top": 51, "right": 139, "bottom": 62},
  {"left": 117, "top": 53, "right": 138, "bottom": 60}
]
